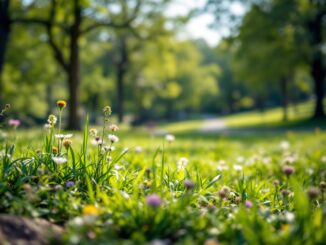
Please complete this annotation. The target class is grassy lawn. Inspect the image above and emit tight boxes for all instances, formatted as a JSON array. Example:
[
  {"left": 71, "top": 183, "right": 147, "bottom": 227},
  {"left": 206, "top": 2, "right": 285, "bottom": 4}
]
[
  {"left": 1, "top": 108, "right": 326, "bottom": 244},
  {"left": 224, "top": 100, "right": 326, "bottom": 129}
]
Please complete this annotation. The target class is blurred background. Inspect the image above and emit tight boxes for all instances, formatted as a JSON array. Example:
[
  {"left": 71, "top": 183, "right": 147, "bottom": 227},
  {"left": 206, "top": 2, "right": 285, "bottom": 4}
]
[{"left": 0, "top": 0, "right": 325, "bottom": 131}]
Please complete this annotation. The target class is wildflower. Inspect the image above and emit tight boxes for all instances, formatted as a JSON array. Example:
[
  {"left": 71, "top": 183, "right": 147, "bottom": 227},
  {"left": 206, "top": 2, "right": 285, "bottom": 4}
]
[
  {"left": 55, "top": 134, "right": 73, "bottom": 139},
  {"left": 8, "top": 119, "right": 21, "bottom": 128},
  {"left": 103, "top": 145, "right": 115, "bottom": 152},
  {"left": 66, "top": 181, "right": 75, "bottom": 188},
  {"left": 103, "top": 106, "right": 112, "bottom": 116},
  {"left": 57, "top": 100, "right": 67, "bottom": 109},
  {"left": 89, "top": 128, "right": 98, "bottom": 137},
  {"left": 233, "top": 164, "right": 243, "bottom": 172},
  {"left": 284, "top": 211, "right": 295, "bottom": 222},
  {"left": 44, "top": 123, "right": 52, "bottom": 130},
  {"left": 235, "top": 196, "right": 242, "bottom": 204},
  {"left": 218, "top": 186, "right": 230, "bottom": 199},
  {"left": 280, "top": 140, "right": 290, "bottom": 150},
  {"left": 109, "top": 124, "right": 119, "bottom": 132},
  {"left": 184, "top": 179, "right": 195, "bottom": 190},
  {"left": 83, "top": 205, "right": 99, "bottom": 216},
  {"left": 281, "top": 189, "right": 290, "bottom": 197},
  {"left": 63, "top": 139, "right": 72, "bottom": 149},
  {"left": 47, "top": 114, "right": 57, "bottom": 125},
  {"left": 177, "top": 157, "right": 189, "bottom": 170},
  {"left": 53, "top": 184, "right": 63, "bottom": 192},
  {"left": 273, "top": 179, "right": 280, "bottom": 187},
  {"left": 245, "top": 200, "right": 253, "bottom": 208},
  {"left": 108, "top": 134, "right": 119, "bottom": 143},
  {"left": 203, "top": 238, "right": 219, "bottom": 245},
  {"left": 52, "top": 146, "right": 58, "bottom": 154},
  {"left": 135, "top": 146, "right": 143, "bottom": 153},
  {"left": 146, "top": 194, "right": 162, "bottom": 208},
  {"left": 52, "top": 156, "right": 67, "bottom": 165},
  {"left": 165, "top": 134, "right": 175, "bottom": 143},
  {"left": 307, "top": 186, "right": 320, "bottom": 199},
  {"left": 319, "top": 181, "right": 326, "bottom": 192},
  {"left": 282, "top": 165, "right": 295, "bottom": 176}
]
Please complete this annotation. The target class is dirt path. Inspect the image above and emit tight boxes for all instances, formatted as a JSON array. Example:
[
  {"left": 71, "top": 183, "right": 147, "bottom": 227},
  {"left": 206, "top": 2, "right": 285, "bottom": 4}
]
[{"left": 199, "top": 118, "right": 227, "bottom": 132}]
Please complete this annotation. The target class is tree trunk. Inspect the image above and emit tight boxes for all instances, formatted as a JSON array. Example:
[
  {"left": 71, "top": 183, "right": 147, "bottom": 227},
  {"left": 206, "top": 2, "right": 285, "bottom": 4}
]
[
  {"left": 116, "top": 36, "right": 128, "bottom": 123},
  {"left": 66, "top": 0, "right": 82, "bottom": 130},
  {"left": 281, "top": 77, "right": 289, "bottom": 122},
  {"left": 0, "top": 0, "right": 10, "bottom": 106},
  {"left": 312, "top": 54, "right": 325, "bottom": 118},
  {"left": 308, "top": 12, "right": 325, "bottom": 118}
]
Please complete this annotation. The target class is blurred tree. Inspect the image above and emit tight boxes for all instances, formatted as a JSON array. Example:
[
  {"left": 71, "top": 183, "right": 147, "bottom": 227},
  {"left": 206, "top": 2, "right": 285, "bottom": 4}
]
[
  {"left": 0, "top": 0, "right": 11, "bottom": 107},
  {"left": 9, "top": 0, "right": 142, "bottom": 129},
  {"left": 207, "top": 0, "right": 326, "bottom": 119}
]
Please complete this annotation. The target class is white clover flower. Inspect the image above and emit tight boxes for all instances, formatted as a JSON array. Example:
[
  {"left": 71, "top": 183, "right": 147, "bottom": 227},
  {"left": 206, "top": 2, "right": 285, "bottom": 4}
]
[
  {"left": 165, "top": 134, "right": 175, "bottom": 143},
  {"left": 47, "top": 114, "right": 57, "bottom": 125},
  {"left": 280, "top": 140, "right": 290, "bottom": 150},
  {"left": 237, "top": 156, "right": 245, "bottom": 163},
  {"left": 55, "top": 134, "right": 73, "bottom": 139},
  {"left": 108, "top": 134, "right": 119, "bottom": 143},
  {"left": 52, "top": 157, "right": 67, "bottom": 165},
  {"left": 284, "top": 211, "right": 295, "bottom": 222},
  {"left": 103, "top": 145, "right": 115, "bottom": 152},
  {"left": 217, "top": 160, "right": 228, "bottom": 171},
  {"left": 44, "top": 123, "right": 52, "bottom": 130},
  {"left": 321, "top": 156, "right": 326, "bottom": 163},
  {"left": 135, "top": 146, "right": 142, "bottom": 153},
  {"left": 233, "top": 164, "right": 243, "bottom": 172},
  {"left": 89, "top": 128, "right": 98, "bottom": 137},
  {"left": 177, "top": 157, "right": 189, "bottom": 171}
]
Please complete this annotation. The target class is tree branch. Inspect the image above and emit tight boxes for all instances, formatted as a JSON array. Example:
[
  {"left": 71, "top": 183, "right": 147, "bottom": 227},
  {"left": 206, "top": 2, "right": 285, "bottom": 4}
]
[{"left": 81, "top": 0, "right": 143, "bottom": 34}]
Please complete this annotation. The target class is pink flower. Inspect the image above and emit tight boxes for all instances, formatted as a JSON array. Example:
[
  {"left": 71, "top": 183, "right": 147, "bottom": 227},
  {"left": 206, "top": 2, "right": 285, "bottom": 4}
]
[
  {"left": 245, "top": 200, "right": 253, "bottom": 209},
  {"left": 8, "top": 119, "right": 21, "bottom": 128},
  {"left": 146, "top": 194, "right": 162, "bottom": 208}
]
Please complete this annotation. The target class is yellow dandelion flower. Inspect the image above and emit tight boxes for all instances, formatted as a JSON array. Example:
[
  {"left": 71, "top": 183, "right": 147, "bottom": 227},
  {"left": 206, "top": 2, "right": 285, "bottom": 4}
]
[
  {"left": 83, "top": 205, "right": 99, "bottom": 216},
  {"left": 57, "top": 100, "right": 67, "bottom": 109}
]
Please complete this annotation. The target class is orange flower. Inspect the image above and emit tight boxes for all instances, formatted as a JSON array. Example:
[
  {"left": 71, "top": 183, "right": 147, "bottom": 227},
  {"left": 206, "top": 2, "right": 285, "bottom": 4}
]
[
  {"left": 57, "top": 100, "right": 67, "bottom": 109},
  {"left": 52, "top": 146, "right": 58, "bottom": 154},
  {"left": 63, "top": 139, "right": 72, "bottom": 149}
]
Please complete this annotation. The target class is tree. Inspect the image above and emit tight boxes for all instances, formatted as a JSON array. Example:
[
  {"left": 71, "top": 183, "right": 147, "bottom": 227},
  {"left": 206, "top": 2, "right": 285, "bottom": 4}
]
[{"left": 11, "top": 0, "right": 141, "bottom": 129}]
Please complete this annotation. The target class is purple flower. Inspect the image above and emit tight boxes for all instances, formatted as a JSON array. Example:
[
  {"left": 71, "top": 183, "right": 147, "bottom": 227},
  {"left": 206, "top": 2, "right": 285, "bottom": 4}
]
[
  {"left": 146, "top": 194, "right": 162, "bottom": 208},
  {"left": 245, "top": 200, "right": 253, "bottom": 209},
  {"left": 8, "top": 119, "right": 21, "bottom": 128},
  {"left": 66, "top": 181, "right": 75, "bottom": 188}
]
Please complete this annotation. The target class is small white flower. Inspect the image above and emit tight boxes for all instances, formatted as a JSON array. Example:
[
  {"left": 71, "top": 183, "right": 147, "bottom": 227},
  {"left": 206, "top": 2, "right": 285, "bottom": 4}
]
[
  {"left": 44, "top": 123, "right": 52, "bottom": 130},
  {"left": 284, "top": 211, "right": 295, "bottom": 222},
  {"left": 108, "top": 134, "right": 119, "bottom": 143},
  {"left": 55, "top": 134, "right": 73, "bottom": 139},
  {"left": 52, "top": 157, "right": 67, "bottom": 165},
  {"left": 165, "top": 134, "right": 175, "bottom": 143},
  {"left": 47, "top": 114, "right": 57, "bottom": 125},
  {"left": 280, "top": 140, "right": 290, "bottom": 150},
  {"left": 177, "top": 157, "right": 189, "bottom": 171},
  {"left": 321, "top": 156, "right": 326, "bottom": 163},
  {"left": 233, "top": 164, "right": 243, "bottom": 172},
  {"left": 103, "top": 145, "right": 115, "bottom": 152},
  {"left": 135, "top": 146, "right": 142, "bottom": 153}
]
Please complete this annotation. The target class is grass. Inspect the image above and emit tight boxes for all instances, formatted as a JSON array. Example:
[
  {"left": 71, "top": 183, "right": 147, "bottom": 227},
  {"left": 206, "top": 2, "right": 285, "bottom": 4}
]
[
  {"left": 224, "top": 100, "right": 326, "bottom": 129},
  {"left": 1, "top": 104, "right": 326, "bottom": 244}
]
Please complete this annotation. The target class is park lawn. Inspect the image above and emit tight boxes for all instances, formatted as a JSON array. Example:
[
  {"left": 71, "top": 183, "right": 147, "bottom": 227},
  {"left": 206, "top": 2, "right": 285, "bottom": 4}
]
[
  {"left": 1, "top": 115, "right": 326, "bottom": 244},
  {"left": 223, "top": 100, "right": 326, "bottom": 129}
]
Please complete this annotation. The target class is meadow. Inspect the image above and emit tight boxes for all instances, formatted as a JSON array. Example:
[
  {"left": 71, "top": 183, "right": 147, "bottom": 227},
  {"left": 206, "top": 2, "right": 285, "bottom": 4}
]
[{"left": 1, "top": 102, "right": 326, "bottom": 245}]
